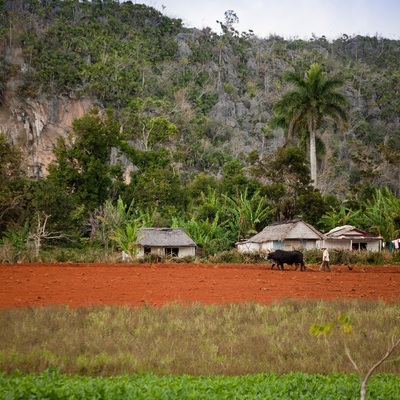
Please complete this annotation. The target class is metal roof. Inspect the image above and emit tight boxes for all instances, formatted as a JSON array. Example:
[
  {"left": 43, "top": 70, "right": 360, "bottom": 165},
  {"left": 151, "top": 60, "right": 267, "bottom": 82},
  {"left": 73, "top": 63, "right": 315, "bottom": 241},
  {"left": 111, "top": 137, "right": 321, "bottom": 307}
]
[{"left": 325, "top": 225, "right": 382, "bottom": 240}]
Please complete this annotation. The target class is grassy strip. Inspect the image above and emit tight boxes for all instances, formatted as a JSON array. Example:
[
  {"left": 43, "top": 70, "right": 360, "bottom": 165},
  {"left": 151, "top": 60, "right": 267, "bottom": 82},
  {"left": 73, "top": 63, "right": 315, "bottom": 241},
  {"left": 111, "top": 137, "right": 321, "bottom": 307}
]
[
  {"left": 0, "top": 300, "right": 399, "bottom": 376},
  {"left": 2, "top": 244, "right": 400, "bottom": 265},
  {"left": 1, "top": 370, "right": 400, "bottom": 399}
]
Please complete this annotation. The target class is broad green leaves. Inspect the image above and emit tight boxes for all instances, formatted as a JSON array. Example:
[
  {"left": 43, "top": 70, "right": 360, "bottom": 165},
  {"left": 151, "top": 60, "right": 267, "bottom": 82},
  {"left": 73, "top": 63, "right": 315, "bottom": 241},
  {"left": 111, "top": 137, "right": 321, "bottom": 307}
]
[{"left": 2, "top": 370, "right": 400, "bottom": 399}]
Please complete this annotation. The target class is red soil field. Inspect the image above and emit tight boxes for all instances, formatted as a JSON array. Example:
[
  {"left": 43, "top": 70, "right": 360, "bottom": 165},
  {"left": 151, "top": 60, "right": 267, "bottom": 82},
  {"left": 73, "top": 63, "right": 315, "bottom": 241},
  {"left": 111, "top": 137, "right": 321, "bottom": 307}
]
[{"left": 1, "top": 263, "right": 400, "bottom": 308}]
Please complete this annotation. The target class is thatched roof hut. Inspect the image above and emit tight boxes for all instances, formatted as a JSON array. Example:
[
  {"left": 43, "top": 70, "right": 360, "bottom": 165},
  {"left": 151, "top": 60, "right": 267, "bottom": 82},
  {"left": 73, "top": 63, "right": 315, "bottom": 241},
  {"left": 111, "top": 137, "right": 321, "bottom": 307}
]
[
  {"left": 237, "top": 220, "right": 325, "bottom": 254},
  {"left": 136, "top": 228, "right": 196, "bottom": 258}
]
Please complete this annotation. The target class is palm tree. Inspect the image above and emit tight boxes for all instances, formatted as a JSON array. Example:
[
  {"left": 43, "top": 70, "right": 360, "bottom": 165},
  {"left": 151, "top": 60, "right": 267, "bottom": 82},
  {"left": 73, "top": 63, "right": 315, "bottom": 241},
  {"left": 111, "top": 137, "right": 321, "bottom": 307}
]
[{"left": 272, "top": 63, "right": 348, "bottom": 188}]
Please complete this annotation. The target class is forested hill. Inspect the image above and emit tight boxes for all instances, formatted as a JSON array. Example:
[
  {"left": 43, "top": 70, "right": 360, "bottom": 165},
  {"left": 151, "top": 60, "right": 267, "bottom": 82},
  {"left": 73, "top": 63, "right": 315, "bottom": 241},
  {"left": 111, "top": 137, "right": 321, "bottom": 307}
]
[{"left": 1, "top": 0, "right": 400, "bottom": 200}]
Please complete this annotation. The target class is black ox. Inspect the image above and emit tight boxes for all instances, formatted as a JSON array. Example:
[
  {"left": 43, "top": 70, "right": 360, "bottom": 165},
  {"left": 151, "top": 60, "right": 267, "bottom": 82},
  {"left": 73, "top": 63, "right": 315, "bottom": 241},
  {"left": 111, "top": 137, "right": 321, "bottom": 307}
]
[{"left": 267, "top": 249, "right": 306, "bottom": 271}]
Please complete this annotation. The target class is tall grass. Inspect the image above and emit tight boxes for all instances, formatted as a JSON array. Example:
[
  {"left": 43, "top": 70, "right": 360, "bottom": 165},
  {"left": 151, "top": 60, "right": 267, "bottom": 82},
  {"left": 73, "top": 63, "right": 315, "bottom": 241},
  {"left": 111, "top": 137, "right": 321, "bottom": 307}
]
[{"left": 0, "top": 301, "right": 399, "bottom": 376}]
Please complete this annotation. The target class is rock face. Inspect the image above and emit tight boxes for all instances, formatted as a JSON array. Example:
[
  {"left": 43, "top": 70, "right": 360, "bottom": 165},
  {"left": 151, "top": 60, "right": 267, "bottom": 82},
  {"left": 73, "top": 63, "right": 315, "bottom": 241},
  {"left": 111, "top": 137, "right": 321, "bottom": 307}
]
[
  {"left": 0, "top": 91, "right": 92, "bottom": 177},
  {"left": 0, "top": 47, "right": 93, "bottom": 177}
]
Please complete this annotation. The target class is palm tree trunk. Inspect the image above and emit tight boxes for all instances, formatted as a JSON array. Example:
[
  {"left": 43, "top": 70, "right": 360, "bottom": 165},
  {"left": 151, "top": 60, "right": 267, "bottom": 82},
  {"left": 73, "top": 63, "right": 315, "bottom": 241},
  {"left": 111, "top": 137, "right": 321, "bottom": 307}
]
[{"left": 309, "top": 119, "right": 317, "bottom": 187}]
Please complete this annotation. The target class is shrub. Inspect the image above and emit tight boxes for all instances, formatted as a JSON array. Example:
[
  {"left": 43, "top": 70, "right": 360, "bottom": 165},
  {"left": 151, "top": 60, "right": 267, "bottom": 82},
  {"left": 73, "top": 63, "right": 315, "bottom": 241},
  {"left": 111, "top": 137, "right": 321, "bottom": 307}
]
[
  {"left": 391, "top": 251, "right": 400, "bottom": 263},
  {"left": 206, "top": 249, "right": 266, "bottom": 264}
]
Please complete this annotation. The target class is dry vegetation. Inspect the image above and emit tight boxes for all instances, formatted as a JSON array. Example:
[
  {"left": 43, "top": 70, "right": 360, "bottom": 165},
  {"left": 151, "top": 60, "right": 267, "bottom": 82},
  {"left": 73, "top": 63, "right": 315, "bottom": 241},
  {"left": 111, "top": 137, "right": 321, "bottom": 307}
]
[{"left": 1, "top": 300, "right": 399, "bottom": 376}]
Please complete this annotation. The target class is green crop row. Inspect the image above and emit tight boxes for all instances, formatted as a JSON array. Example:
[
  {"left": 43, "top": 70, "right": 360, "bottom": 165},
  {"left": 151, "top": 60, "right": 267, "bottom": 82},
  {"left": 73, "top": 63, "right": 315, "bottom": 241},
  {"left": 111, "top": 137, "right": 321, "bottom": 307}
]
[{"left": 1, "top": 370, "right": 400, "bottom": 399}]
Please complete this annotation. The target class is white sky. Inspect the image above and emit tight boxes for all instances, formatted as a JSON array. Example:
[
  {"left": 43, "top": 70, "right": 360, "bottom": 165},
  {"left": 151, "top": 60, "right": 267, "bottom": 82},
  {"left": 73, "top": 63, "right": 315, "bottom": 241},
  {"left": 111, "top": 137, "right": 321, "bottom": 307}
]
[{"left": 138, "top": 0, "right": 400, "bottom": 40}]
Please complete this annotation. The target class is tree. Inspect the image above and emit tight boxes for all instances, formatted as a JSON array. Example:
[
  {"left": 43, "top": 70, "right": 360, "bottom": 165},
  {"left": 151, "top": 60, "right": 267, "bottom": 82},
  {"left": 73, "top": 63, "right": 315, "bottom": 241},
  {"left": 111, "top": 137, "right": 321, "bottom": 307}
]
[
  {"left": 0, "top": 133, "right": 25, "bottom": 235},
  {"left": 251, "top": 146, "right": 316, "bottom": 221},
  {"left": 26, "top": 178, "right": 82, "bottom": 239},
  {"left": 90, "top": 197, "right": 155, "bottom": 254},
  {"left": 47, "top": 109, "right": 124, "bottom": 213},
  {"left": 221, "top": 10, "right": 239, "bottom": 31},
  {"left": 311, "top": 314, "right": 400, "bottom": 400},
  {"left": 219, "top": 159, "right": 259, "bottom": 197},
  {"left": 272, "top": 62, "right": 348, "bottom": 188},
  {"left": 28, "top": 212, "right": 68, "bottom": 258}
]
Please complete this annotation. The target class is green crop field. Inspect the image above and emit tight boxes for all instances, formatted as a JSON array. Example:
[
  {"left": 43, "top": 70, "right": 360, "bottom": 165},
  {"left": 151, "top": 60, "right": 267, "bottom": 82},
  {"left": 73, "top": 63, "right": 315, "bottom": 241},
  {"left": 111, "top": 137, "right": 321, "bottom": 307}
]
[{"left": 1, "top": 370, "right": 400, "bottom": 399}]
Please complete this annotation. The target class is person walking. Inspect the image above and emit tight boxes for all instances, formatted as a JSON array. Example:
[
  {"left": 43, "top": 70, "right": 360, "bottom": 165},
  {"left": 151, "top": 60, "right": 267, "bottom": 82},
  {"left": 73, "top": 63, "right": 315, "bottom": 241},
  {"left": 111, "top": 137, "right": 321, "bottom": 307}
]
[{"left": 320, "top": 247, "right": 331, "bottom": 272}]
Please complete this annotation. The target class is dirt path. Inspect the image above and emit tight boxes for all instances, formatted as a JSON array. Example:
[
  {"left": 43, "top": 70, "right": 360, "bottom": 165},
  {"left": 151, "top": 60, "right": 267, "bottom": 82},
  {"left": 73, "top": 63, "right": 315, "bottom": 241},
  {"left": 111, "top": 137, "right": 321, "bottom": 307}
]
[{"left": 1, "top": 263, "right": 399, "bottom": 308}]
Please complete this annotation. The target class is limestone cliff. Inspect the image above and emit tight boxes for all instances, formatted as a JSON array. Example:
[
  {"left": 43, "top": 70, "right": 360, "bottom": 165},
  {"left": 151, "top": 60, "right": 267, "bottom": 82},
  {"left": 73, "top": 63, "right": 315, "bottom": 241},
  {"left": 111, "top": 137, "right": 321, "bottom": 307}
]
[
  {"left": 0, "top": 94, "right": 92, "bottom": 177},
  {"left": 0, "top": 48, "right": 93, "bottom": 177}
]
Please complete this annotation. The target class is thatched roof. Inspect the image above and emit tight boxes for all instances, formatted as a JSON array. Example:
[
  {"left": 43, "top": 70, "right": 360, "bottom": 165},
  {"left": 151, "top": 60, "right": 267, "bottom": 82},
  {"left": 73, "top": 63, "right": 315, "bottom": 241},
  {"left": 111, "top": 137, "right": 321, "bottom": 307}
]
[
  {"left": 137, "top": 228, "right": 196, "bottom": 247},
  {"left": 242, "top": 220, "right": 325, "bottom": 243}
]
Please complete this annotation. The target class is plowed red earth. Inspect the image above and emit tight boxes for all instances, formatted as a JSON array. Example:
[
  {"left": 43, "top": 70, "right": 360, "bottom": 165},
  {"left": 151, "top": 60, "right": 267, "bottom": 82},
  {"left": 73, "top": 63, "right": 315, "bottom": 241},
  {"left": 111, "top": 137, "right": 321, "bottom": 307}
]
[{"left": 1, "top": 263, "right": 400, "bottom": 308}]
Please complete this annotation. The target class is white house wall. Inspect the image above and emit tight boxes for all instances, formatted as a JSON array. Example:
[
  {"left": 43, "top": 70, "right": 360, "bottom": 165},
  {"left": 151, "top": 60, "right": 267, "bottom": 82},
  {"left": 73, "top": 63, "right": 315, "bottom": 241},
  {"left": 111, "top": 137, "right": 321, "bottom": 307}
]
[
  {"left": 283, "top": 240, "right": 318, "bottom": 250},
  {"left": 365, "top": 241, "right": 381, "bottom": 252},
  {"left": 237, "top": 240, "right": 319, "bottom": 254},
  {"left": 178, "top": 247, "right": 196, "bottom": 257},
  {"left": 136, "top": 247, "right": 195, "bottom": 258},
  {"left": 325, "top": 239, "right": 351, "bottom": 250},
  {"left": 237, "top": 242, "right": 261, "bottom": 253},
  {"left": 325, "top": 239, "right": 381, "bottom": 252}
]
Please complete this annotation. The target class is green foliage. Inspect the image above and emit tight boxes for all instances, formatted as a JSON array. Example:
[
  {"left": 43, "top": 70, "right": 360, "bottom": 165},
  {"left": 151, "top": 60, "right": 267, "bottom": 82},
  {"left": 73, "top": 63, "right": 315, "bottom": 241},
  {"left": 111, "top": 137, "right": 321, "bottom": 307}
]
[
  {"left": 206, "top": 249, "right": 266, "bottom": 264},
  {"left": 47, "top": 110, "right": 124, "bottom": 212},
  {"left": 109, "top": 221, "right": 141, "bottom": 257},
  {"left": 0, "top": 134, "right": 25, "bottom": 235},
  {"left": 309, "top": 321, "right": 335, "bottom": 338},
  {"left": 253, "top": 146, "right": 317, "bottom": 221},
  {"left": 220, "top": 159, "right": 258, "bottom": 196},
  {"left": 25, "top": 179, "right": 81, "bottom": 238},
  {"left": 361, "top": 186, "right": 400, "bottom": 241},
  {"left": 1, "top": 221, "right": 29, "bottom": 251},
  {"left": 319, "top": 187, "right": 400, "bottom": 241},
  {"left": 223, "top": 188, "right": 271, "bottom": 241},
  {"left": 318, "top": 205, "right": 364, "bottom": 231},
  {"left": 304, "top": 248, "right": 384, "bottom": 266},
  {"left": 2, "top": 2, "right": 400, "bottom": 251},
  {"left": 128, "top": 164, "right": 186, "bottom": 220},
  {"left": 172, "top": 213, "right": 231, "bottom": 256},
  {"left": 272, "top": 62, "right": 348, "bottom": 187},
  {"left": 94, "top": 197, "right": 154, "bottom": 257},
  {"left": 310, "top": 313, "right": 352, "bottom": 338},
  {"left": 6, "top": 370, "right": 400, "bottom": 399}
]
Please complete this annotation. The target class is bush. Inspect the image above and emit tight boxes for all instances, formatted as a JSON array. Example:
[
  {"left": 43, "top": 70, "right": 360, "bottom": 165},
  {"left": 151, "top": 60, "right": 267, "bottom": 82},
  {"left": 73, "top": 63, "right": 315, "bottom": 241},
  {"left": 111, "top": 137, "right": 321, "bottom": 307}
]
[
  {"left": 206, "top": 249, "right": 267, "bottom": 264},
  {"left": 391, "top": 251, "right": 400, "bottom": 263},
  {"left": 0, "top": 242, "right": 36, "bottom": 263},
  {"left": 304, "top": 248, "right": 388, "bottom": 266}
]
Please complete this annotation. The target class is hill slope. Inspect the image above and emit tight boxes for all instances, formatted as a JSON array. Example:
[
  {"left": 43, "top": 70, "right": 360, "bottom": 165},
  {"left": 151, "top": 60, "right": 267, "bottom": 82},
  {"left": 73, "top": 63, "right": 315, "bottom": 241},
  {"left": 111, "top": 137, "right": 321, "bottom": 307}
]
[{"left": 0, "top": 0, "right": 399, "bottom": 197}]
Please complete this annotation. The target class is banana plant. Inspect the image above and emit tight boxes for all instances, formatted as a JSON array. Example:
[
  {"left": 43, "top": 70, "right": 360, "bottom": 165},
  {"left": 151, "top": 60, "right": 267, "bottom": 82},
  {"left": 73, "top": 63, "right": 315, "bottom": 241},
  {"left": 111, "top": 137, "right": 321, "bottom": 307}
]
[
  {"left": 361, "top": 186, "right": 400, "bottom": 241},
  {"left": 223, "top": 188, "right": 271, "bottom": 241},
  {"left": 318, "top": 205, "right": 364, "bottom": 231},
  {"left": 172, "top": 213, "right": 231, "bottom": 256}
]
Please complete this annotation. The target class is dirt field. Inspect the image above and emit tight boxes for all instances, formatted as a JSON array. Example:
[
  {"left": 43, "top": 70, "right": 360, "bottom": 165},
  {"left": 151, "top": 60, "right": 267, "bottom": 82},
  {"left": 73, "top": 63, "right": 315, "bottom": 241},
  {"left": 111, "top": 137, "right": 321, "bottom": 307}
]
[{"left": 1, "top": 263, "right": 400, "bottom": 308}]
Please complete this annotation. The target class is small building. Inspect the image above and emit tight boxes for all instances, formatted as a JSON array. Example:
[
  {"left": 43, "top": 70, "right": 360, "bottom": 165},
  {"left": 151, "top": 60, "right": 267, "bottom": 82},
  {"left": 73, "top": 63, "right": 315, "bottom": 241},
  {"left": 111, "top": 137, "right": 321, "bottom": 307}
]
[
  {"left": 323, "top": 225, "right": 383, "bottom": 252},
  {"left": 237, "top": 220, "right": 325, "bottom": 254},
  {"left": 135, "top": 228, "right": 196, "bottom": 258}
]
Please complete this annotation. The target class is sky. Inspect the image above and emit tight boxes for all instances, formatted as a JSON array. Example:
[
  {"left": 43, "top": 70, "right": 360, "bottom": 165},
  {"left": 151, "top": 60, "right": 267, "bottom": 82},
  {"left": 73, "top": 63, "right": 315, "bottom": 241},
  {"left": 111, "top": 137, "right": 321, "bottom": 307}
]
[{"left": 137, "top": 0, "right": 400, "bottom": 40}]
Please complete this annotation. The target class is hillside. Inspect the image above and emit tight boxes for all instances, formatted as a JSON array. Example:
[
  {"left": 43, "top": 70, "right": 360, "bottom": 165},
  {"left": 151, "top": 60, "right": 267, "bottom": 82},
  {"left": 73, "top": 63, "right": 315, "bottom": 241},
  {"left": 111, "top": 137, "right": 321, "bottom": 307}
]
[{"left": 1, "top": 0, "right": 400, "bottom": 199}]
